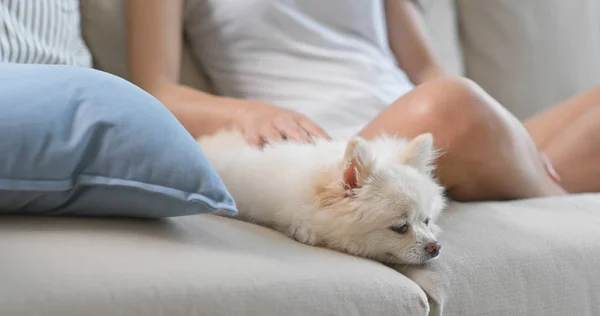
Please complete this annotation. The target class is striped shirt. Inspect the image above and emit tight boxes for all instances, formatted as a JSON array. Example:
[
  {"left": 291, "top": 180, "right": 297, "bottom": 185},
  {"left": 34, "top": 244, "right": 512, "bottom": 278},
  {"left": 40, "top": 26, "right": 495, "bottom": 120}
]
[{"left": 0, "top": 0, "right": 92, "bottom": 67}]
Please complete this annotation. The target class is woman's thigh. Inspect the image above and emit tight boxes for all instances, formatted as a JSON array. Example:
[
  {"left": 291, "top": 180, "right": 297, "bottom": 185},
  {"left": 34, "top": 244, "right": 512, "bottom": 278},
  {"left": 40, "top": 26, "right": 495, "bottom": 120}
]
[
  {"left": 358, "top": 77, "right": 565, "bottom": 201},
  {"left": 525, "top": 86, "right": 600, "bottom": 149},
  {"left": 525, "top": 86, "right": 600, "bottom": 192}
]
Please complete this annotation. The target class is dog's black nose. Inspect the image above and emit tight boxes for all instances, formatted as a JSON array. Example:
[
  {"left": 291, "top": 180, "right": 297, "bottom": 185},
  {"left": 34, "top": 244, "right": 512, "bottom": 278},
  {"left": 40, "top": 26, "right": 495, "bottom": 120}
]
[{"left": 425, "top": 241, "right": 441, "bottom": 258}]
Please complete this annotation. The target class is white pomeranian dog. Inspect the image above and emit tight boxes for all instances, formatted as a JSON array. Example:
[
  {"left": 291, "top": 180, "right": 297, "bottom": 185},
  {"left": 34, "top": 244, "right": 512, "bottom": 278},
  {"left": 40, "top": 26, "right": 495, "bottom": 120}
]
[{"left": 198, "top": 129, "right": 446, "bottom": 265}]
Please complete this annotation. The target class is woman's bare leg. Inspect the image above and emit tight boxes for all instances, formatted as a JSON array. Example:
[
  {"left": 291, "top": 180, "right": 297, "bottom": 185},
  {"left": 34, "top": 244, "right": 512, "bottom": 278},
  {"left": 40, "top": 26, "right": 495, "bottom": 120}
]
[
  {"left": 358, "top": 77, "right": 566, "bottom": 201},
  {"left": 525, "top": 86, "right": 600, "bottom": 193}
]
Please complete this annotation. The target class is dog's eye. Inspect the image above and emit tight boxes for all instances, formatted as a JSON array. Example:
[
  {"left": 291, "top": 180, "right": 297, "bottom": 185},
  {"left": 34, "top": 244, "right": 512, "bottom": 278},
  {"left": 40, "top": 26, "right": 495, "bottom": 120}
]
[
  {"left": 424, "top": 218, "right": 430, "bottom": 226},
  {"left": 391, "top": 224, "right": 409, "bottom": 234}
]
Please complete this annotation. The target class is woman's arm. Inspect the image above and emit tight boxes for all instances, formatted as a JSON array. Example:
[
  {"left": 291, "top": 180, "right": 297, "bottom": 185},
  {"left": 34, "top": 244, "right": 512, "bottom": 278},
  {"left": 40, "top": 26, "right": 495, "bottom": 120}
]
[
  {"left": 126, "top": 0, "right": 237, "bottom": 137},
  {"left": 385, "top": 0, "right": 446, "bottom": 85},
  {"left": 126, "top": 0, "right": 327, "bottom": 144}
]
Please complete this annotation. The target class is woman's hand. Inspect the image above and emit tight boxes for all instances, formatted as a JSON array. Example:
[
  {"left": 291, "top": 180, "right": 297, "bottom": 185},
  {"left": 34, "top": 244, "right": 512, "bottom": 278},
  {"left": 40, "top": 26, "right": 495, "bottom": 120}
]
[
  {"left": 148, "top": 82, "right": 329, "bottom": 147},
  {"left": 127, "top": 0, "right": 329, "bottom": 147},
  {"left": 228, "top": 99, "right": 330, "bottom": 147}
]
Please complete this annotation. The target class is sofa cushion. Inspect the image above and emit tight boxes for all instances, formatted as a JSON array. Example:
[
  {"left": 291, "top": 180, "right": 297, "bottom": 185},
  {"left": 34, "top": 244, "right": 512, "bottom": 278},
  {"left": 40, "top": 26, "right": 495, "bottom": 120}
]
[
  {"left": 0, "top": 64, "right": 236, "bottom": 218},
  {"left": 458, "top": 0, "right": 600, "bottom": 119},
  {"left": 0, "top": 215, "right": 429, "bottom": 316},
  {"left": 415, "top": 0, "right": 464, "bottom": 76},
  {"left": 399, "top": 194, "right": 600, "bottom": 316}
]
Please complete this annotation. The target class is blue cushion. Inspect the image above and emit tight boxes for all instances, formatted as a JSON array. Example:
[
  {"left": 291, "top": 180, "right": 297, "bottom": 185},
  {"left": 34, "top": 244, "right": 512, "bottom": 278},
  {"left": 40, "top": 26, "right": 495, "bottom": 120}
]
[{"left": 0, "top": 64, "right": 237, "bottom": 217}]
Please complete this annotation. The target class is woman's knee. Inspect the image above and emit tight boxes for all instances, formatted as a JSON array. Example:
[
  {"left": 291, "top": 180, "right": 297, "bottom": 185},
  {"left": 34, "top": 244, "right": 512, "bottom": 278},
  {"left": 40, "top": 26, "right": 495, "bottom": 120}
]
[{"left": 400, "top": 76, "right": 501, "bottom": 141}]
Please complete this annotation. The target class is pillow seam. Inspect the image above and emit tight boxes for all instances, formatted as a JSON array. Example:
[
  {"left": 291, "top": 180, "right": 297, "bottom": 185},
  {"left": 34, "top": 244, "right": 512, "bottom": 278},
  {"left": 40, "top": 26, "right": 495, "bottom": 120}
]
[{"left": 0, "top": 174, "right": 237, "bottom": 215}]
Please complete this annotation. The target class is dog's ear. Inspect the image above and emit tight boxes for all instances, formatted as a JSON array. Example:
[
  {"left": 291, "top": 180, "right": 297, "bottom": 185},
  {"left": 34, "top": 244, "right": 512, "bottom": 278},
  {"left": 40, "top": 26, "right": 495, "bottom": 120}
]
[
  {"left": 343, "top": 137, "right": 373, "bottom": 191},
  {"left": 399, "top": 133, "right": 436, "bottom": 173}
]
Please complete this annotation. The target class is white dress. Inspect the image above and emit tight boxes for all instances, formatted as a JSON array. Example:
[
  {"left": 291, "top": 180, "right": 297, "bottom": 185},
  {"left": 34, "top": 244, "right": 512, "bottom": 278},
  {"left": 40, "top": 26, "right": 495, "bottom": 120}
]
[{"left": 184, "top": 0, "right": 414, "bottom": 139}]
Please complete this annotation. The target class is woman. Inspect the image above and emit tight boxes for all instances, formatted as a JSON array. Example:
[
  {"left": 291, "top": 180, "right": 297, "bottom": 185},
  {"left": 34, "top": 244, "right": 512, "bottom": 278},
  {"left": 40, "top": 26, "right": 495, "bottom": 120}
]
[{"left": 124, "top": 0, "right": 598, "bottom": 201}]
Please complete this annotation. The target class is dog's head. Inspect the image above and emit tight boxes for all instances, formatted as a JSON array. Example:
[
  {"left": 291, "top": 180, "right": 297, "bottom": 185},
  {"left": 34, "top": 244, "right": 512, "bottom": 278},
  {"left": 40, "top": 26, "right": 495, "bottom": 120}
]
[{"left": 314, "top": 134, "right": 446, "bottom": 265}]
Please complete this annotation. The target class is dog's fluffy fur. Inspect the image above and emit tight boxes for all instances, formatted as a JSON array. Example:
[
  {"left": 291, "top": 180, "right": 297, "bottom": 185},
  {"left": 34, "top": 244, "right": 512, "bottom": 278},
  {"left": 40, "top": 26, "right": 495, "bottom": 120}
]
[{"left": 198, "top": 130, "right": 446, "bottom": 264}]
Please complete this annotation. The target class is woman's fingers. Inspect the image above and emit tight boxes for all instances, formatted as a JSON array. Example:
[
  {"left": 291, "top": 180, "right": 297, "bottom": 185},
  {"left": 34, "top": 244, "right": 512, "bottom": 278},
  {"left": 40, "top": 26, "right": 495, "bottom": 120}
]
[
  {"left": 259, "top": 124, "right": 285, "bottom": 146},
  {"left": 294, "top": 113, "right": 331, "bottom": 140},
  {"left": 241, "top": 112, "right": 329, "bottom": 147},
  {"left": 242, "top": 128, "right": 263, "bottom": 148},
  {"left": 242, "top": 122, "right": 277, "bottom": 148},
  {"left": 273, "top": 116, "right": 313, "bottom": 143}
]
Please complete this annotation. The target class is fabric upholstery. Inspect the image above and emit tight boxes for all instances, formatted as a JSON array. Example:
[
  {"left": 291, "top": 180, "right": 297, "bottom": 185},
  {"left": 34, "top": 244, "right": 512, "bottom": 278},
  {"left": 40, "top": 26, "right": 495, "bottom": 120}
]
[
  {"left": 458, "top": 0, "right": 600, "bottom": 119},
  {"left": 399, "top": 194, "right": 600, "bottom": 316},
  {"left": 415, "top": 0, "right": 464, "bottom": 76},
  {"left": 0, "top": 215, "right": 429, "bottom": 316},
  {"left": 0, "top": 64, "right": 236, "bottom": 218}
]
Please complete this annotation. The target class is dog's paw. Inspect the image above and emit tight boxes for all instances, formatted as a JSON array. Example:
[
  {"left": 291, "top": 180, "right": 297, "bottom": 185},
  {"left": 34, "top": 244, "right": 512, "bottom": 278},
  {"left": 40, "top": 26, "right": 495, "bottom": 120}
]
[{"left": 286, "top": 224, "right": 317, "bottom": 246}]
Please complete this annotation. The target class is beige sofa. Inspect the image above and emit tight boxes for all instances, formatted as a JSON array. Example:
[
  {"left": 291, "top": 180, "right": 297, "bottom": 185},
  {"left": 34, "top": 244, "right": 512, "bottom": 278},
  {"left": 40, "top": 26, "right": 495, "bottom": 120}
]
[{"left": 2, "top": 1, "right": 600, "bottom": 316}]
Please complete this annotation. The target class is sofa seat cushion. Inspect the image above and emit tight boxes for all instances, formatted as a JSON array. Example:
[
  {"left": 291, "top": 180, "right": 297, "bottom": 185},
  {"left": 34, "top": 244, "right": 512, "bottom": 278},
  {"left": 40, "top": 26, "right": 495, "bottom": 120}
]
[
  {"left": 0, "top": 215, "right": 429, "bottom": 316},
  {"left": 399, "top": 194, "right": 600, "bottom": 316}
]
